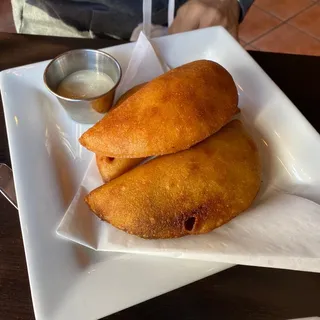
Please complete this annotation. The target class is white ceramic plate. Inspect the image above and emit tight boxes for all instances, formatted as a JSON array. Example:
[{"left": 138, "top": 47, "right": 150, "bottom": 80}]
[{"left": 1, "top": 27, "right": 320, "bottom": 320}]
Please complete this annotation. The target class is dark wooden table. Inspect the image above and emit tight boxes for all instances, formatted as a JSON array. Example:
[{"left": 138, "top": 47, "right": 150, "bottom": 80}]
[{"left": 0, "top": 32, "right": 319, "bottom": 320}]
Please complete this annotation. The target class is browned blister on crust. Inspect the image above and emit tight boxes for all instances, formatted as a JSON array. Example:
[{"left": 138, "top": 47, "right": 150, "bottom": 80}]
[
  {"left": 96, "top": 155, "right": 144, "bottom": 182},
  {"left": 79, "top": 60, "right": 239, "bottom": 158},
  {"left": 86, "top": 120, "right": 261, "bottom": 239}
]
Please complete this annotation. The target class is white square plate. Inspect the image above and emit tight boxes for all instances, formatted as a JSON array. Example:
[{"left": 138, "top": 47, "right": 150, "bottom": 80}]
[{"left": 1, "top": 27, "right": 320, "bottom": 320}]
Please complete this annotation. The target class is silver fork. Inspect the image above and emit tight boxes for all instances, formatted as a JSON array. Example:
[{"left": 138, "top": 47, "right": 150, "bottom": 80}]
[{"left": 0, "top": 163, "right": 18, "bottom": 209}]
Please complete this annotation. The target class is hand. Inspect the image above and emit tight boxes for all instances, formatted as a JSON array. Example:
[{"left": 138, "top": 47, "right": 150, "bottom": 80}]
[{"left": 169, "top": 0, "right": 240, "bottom": 39}]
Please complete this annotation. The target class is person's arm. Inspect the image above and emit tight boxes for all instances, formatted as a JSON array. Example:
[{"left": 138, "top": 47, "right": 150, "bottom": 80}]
[{"left": 169, "top": 0, "right": 255, "bottom": 39}]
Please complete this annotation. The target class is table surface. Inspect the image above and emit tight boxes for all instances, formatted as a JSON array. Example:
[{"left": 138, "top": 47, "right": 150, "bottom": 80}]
[{"left": 0, "top": 32, "right": 319, "bottom": 320}]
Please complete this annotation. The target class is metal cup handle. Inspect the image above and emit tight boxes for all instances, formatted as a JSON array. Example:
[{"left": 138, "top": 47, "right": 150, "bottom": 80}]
[{"left": 0, "top": 163, "right": 18, "bottom": 209}]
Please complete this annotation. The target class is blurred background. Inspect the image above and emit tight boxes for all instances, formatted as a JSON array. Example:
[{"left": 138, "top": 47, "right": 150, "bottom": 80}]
[{"left": 0, "top": 0, "right": 319, "bottom": 55}]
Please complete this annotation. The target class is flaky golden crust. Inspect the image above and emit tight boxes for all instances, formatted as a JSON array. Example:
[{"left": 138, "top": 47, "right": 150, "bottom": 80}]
[
  {"left": 96, "top": 155, "right": 144, "bottom": 182},
  {"left": 86, "top": 120, "right": 261, "bottom": 239},
  {"left": 79, "top": 60, "right": 239, "bottom": 158},
  {"left": 95, "top": 83, "right": 147, "bottom": 182},
  {"left": 113, "top": 82, "right": 147, "bottom": 109}
]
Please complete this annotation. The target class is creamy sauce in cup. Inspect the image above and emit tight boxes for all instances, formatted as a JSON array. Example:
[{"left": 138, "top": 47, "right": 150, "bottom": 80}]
[{"left": 57, "top": 70, "right": 115, "bottom": 99}]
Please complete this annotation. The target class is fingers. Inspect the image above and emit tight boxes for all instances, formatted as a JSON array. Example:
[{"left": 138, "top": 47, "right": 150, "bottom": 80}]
[
  {"left": 169, "top": 4, "right": 201, "bottom": 34},
  {"left": 198, "top": 8, "right": 225, "bottom": 29},
  {"left": 169, "top": 14, "right": 200, "bottom": 34},
  {"left": 168, "top": 0, "right": 240, "bottom": 39}
]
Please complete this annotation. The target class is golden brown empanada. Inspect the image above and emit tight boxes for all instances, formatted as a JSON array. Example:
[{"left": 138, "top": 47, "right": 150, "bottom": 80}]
[
  {"left": 86, "top": 120, "right": 260, "bottom": 239},
  {"left": 80, "top": 60, "right": 239, "bottom": 158}
]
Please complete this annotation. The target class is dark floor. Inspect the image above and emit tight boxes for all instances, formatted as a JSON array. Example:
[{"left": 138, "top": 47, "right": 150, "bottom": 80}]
[{"left": 0, "top": 0, "right": 320, "bottom": 55}]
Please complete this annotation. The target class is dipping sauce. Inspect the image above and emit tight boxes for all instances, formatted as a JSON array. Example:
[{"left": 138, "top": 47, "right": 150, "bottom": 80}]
[{"left": 57, "top": 70, "right": 115, "bottom": 99}]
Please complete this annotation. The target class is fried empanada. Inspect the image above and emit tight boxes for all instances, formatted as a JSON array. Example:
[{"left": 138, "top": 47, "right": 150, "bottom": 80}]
[
  {"left": 96, "top": 155, "right": 144, "bottom": 182},
  {"left": 95, "top": 83, "right": 147, "bottom": 182},
  {"left": 86, "top": 120, "right": 260, "bottom": 239},
  {"left": 79, "top": 60, "right": 239, "bottom": 158}
]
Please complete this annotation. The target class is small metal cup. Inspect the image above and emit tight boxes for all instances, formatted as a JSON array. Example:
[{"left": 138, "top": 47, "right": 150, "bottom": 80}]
[{"left": 44, "top": 49, "right": 122, "bottom": 124}]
